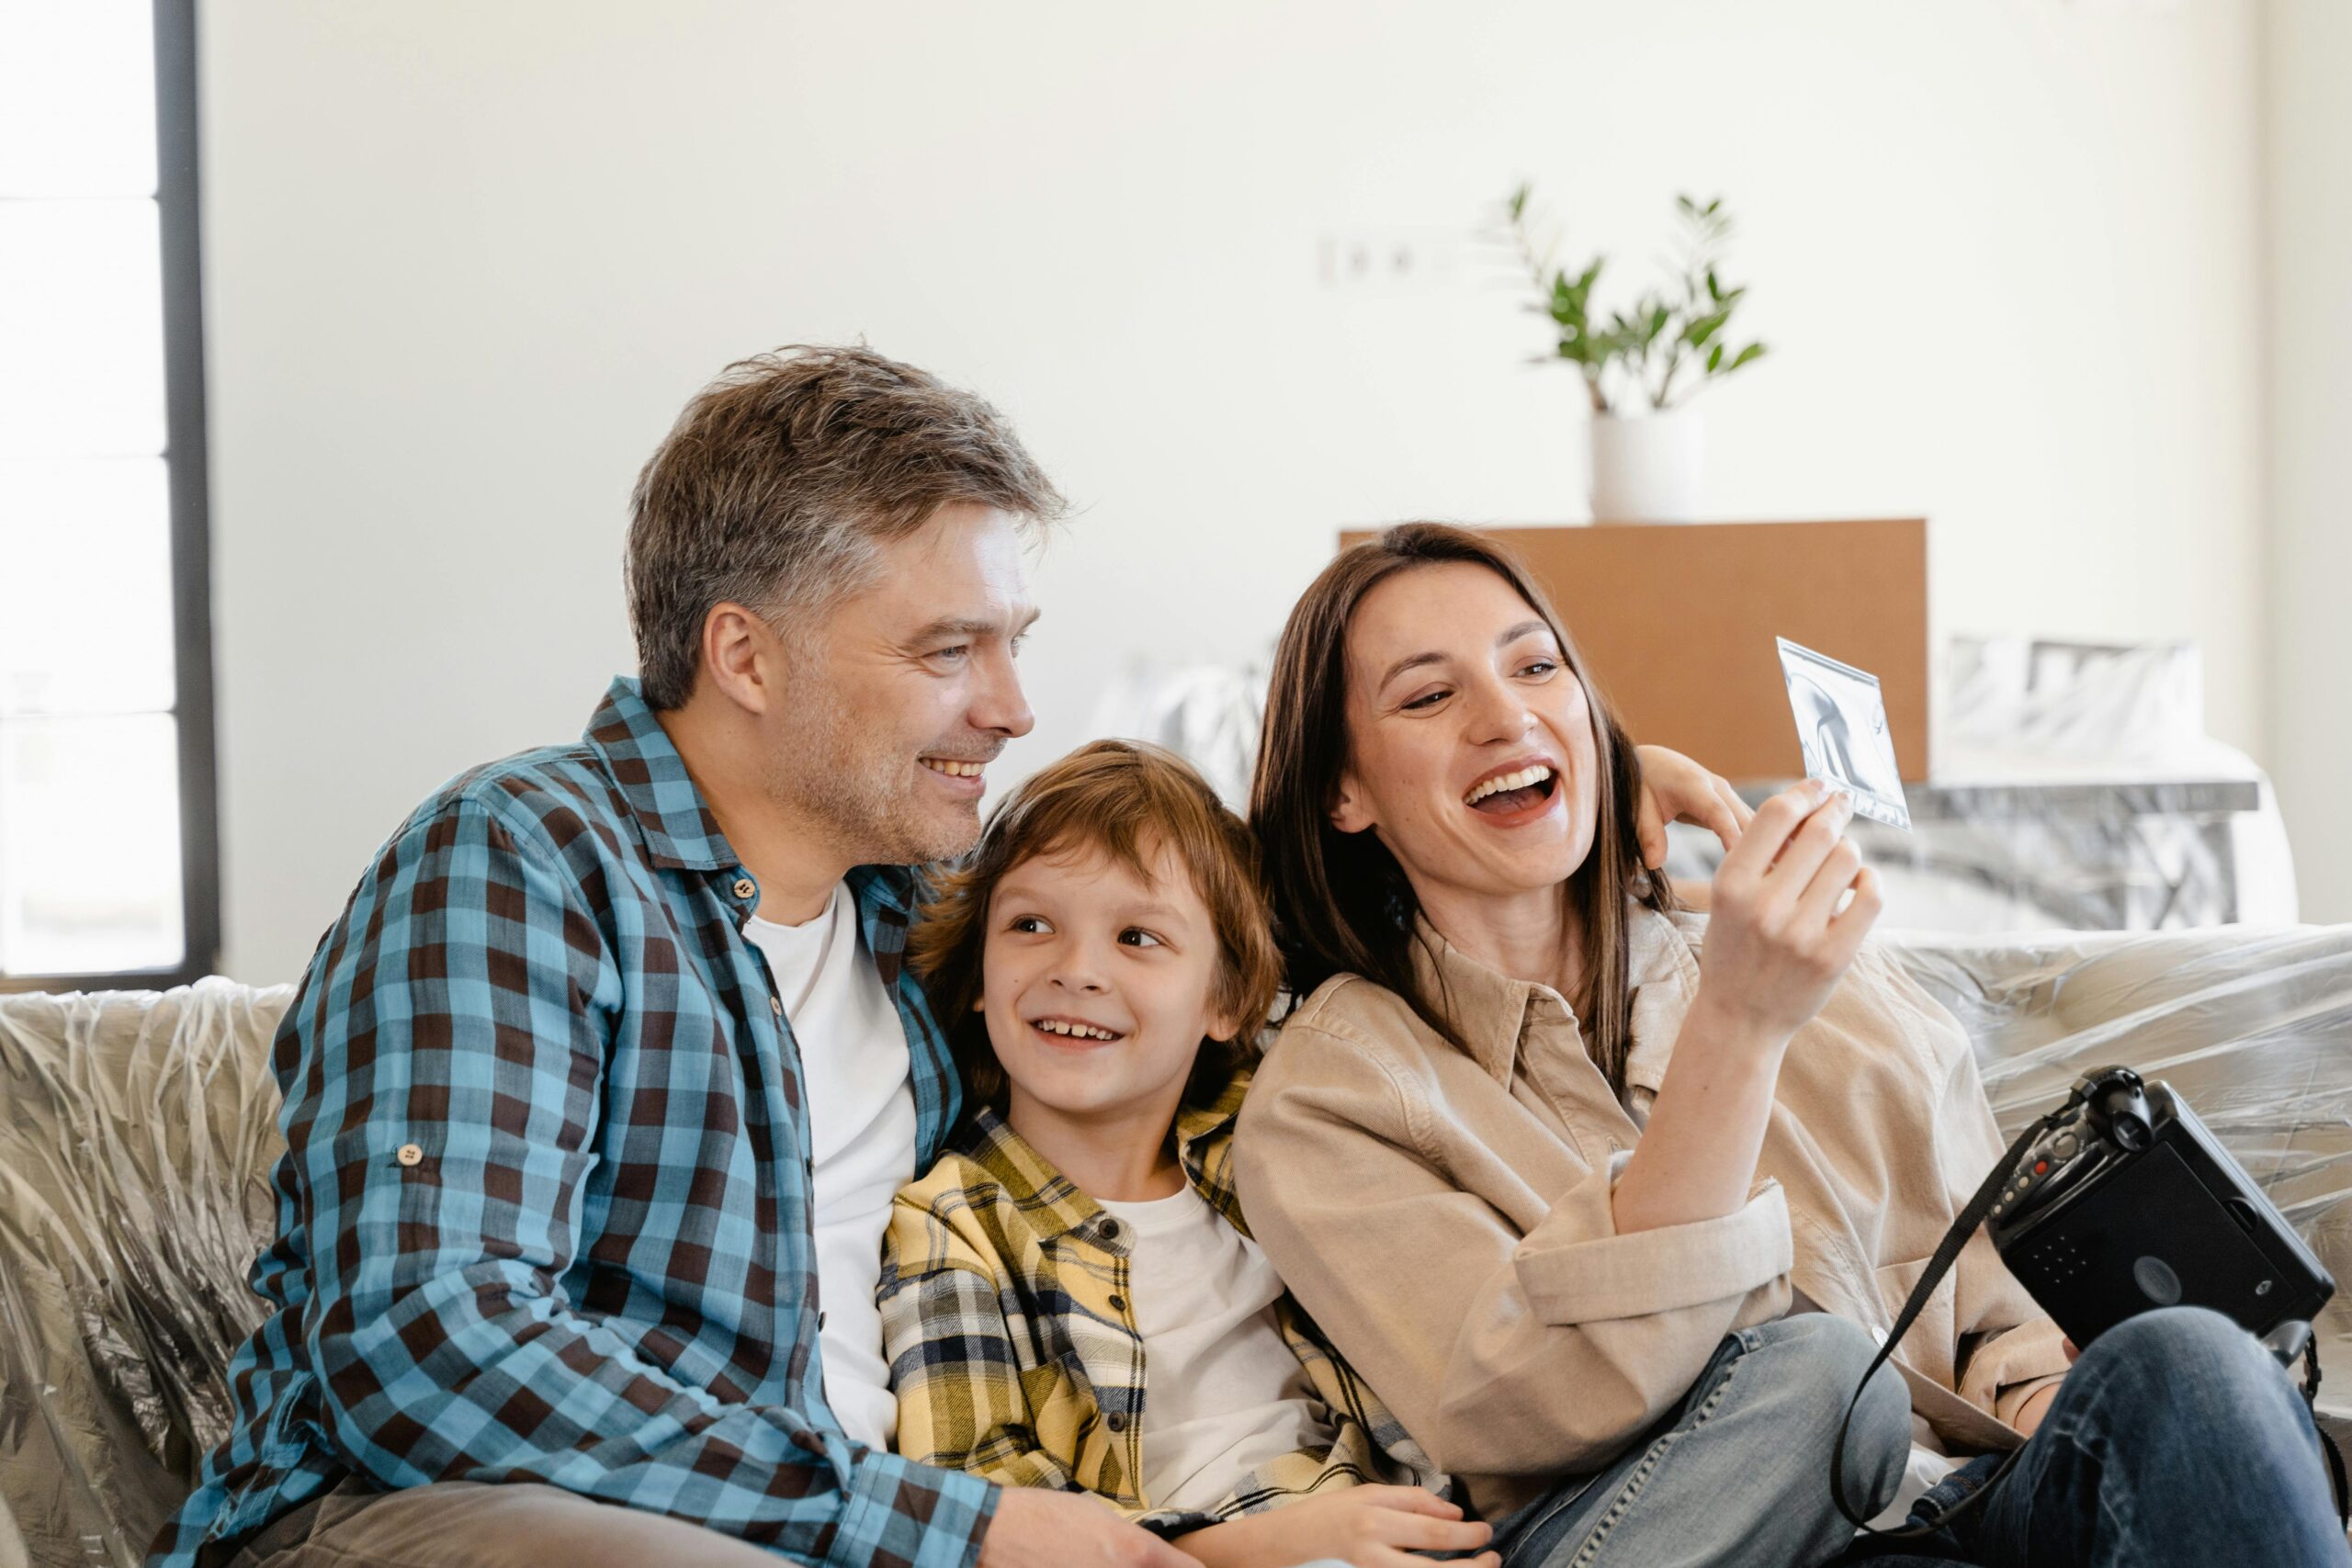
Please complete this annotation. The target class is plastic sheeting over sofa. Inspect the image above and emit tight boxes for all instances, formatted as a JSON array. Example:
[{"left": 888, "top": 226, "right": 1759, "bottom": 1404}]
[
  {"left": 0, "top": 981, "right": 291, "bottom": 1568},
  {"left": 2, "top": 931, "right": 2347, "bottom": 1567}
]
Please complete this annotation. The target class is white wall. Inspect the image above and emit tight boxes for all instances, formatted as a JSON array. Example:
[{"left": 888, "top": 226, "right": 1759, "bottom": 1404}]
[
  {"left": 2264, "top": 0, "right": 2352, "bottom": 923},
  {"left": 198, "top": 0, "right": 2268, "bottom": 981}
]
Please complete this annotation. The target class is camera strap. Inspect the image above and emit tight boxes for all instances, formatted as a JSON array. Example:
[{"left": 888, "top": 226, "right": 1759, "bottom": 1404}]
[
  {"left": 1829, "top": 1109, "right": 2350, "bottom": 1539},
  {"left": 1830, "top": 1110, "right": 2062, "bottom": 1539}
]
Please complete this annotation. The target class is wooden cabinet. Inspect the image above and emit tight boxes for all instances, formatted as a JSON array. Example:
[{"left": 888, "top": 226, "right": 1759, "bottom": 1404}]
[{"left": 1340, "top": 519, "right": 1930, "bottom": 782}]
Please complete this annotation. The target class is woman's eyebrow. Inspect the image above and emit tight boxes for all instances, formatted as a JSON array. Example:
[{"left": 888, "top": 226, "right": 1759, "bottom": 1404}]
[
  {"left": 1379, "top": 620, "right": 1555, "bottom": 691},
  {"left": 1378, "top": 649, "right": 1446, "bottom": 690}
]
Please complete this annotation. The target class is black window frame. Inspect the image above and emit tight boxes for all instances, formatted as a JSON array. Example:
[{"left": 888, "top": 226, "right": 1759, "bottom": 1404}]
[{"left": 0, "top": 0, "right": 220, "bottom": 995}]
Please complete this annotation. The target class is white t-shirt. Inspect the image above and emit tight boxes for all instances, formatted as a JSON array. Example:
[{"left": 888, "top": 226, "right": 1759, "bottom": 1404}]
[
  {"left": 742, "top": 883, "right": 917, "bottom": 1453},
  {"left": 1093, "top": 1184, "right": 1337, "bottom": 1512}
]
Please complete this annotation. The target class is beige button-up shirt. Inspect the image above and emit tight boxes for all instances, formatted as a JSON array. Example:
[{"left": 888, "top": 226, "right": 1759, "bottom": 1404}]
[{"left": 1233, "top": 904, "right": 2069, "bottom": 1521}]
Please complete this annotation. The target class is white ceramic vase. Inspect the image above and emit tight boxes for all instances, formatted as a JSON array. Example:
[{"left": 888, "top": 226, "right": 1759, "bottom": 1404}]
[{"left": 1589, "top": 406, "right": 1705, "bottom": 523}]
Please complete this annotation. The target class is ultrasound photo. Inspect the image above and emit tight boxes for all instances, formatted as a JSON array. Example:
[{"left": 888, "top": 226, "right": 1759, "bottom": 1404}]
[{"left": 1775, "top": 637, "right": 1912, "bottom": 830}]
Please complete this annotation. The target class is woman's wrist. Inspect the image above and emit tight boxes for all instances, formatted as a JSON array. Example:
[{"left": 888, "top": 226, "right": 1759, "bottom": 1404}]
[{"left": 1679, "top": 985, "right": 1795, "bottom": 1069}]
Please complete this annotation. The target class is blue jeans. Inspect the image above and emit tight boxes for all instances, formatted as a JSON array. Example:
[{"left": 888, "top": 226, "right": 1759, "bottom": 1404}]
[
  {"left": 1837, "top": 1306, "right": 2349, "bottom": 1568},
  {"left": 1476, "top": 1313, "right": 1912, "bottom": 1568}
]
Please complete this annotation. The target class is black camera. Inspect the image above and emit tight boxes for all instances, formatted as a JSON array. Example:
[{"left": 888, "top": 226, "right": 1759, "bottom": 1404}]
[
  {"left": 1836, "top": 1065, "right": 2342, "bottom": 1535},
  {"left": 1986, "top": 1065, "right": 2334, "bottom": 1348}
]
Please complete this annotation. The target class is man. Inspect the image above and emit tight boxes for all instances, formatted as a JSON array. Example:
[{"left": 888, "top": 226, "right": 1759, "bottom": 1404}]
[{"left": 150, "top": 346, "right": 1745, "bottom": 1568}]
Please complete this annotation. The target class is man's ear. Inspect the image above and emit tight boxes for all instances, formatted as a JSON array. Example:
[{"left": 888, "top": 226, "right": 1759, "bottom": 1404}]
[
  {"left": 700, "top": 602, "right": 782, "bottom": 717},
  {"left": 1329, "top": 770, "right": 1375, "bottom": 836}
]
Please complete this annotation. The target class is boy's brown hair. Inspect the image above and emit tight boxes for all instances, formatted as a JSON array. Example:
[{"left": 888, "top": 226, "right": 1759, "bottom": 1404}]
[{"left": 911, "top": 739, "right": 1282, "bottom": 1116}]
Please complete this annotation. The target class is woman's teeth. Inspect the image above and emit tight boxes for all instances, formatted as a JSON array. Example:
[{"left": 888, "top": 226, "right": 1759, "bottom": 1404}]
[
  {"left": 1034, "top": 1019, "right": 1120, "bottom": 1041},
  {"left": 922, "top": 758, "right": 985, "bottom": 778},
  {"left": 1464, "top": 764, "right": 1555, "bottom": 806}
]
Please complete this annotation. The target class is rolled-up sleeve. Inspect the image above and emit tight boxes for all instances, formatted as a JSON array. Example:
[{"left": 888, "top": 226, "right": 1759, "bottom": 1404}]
[{"left": 1515, "top": 1152, "right": 1792, "bottom": 1325}]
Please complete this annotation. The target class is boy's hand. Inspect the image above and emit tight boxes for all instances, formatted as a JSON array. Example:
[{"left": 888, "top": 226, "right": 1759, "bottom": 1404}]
[
  {"left": 979, "top": 1489, "right": 1192, "bottom": 1568},
  {"left": 1634, "top": 744, "right": 1752, "bottom": 870},
  {"left": 1173, "top": 1486, "right": 1497, "bottom": 1568}
]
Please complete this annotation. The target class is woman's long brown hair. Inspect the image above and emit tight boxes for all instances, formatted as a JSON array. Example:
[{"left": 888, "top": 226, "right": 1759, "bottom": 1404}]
[{"left": 1248, "top": 523, "right": 1673, "bottom": 1093}]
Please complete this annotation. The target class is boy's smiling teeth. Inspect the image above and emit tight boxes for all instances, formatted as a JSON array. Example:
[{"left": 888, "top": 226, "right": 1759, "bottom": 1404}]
[
  {"left": 922, "top": 758, "right": 986, "bottom": 778},
  {"left": 1033, "top": 1018, "right": 1122, "bottom": 1041},
  {"left": 1464, "top": 763, "right": 1554, "bottom": 805}
]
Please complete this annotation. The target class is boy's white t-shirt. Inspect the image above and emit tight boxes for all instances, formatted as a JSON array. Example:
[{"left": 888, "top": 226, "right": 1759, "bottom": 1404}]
[
  {"left": 1094, "top": 1183, "right": 1338, "bottom": 1512},
  {"left": 742, "top": 882, "right": 917, "bottom": 1453}
]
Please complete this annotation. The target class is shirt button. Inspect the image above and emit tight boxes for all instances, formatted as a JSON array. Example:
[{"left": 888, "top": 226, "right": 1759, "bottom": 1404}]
[
  {"left": 1105, "top": 1414, "right": 1126, "bottom": 1433},
  {"left": 1099, "top": 1218, "right": 1121, "bottom": 1239},
  {"left": 1107, "top": 1294, "right": 1126, "bottom": 1313},
  {"left": 395, "top": 1144, "right": 424, "bottom": 1168},
  {"left": 770, "top": 995, "right": 784, "bottom": 1017},
  {"left": 732, "top": 876, "right": 757, "bottom": 900}
]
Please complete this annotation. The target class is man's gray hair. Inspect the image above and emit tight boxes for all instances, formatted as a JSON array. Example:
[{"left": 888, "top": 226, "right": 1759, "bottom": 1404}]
[{"left": 625, "top": 344, "right": 1066, "bottom": 710}]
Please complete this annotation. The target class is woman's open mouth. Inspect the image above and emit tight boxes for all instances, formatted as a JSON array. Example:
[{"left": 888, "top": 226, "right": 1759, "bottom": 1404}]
[{"left": 1464, "top": 763, "right": 1559, "bottom": 819}]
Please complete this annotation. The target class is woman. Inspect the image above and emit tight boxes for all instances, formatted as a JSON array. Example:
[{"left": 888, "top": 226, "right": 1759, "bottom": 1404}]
[{"left": 1233, "top": 524, "right": 2345, "bottom": 1568}]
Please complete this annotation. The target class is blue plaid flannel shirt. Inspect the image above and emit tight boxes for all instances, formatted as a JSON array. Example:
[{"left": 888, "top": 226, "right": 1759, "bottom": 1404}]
[{"left": 147, "top": 679, "right": 996, "bottom": 1568}]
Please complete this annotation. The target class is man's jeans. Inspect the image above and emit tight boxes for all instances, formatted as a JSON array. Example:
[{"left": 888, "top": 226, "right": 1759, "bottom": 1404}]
[
  {"left": 1467, "top": 1313, "right": 1912, "bottom": 1568},
  {"left": 1839, "top": 1306, "right": 2349, "bottom": 1568}
]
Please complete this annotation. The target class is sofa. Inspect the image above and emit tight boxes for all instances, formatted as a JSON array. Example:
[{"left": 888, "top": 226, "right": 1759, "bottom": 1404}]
[{"left": 4, "top": 928, "right": 2349, "bottom": 1568}]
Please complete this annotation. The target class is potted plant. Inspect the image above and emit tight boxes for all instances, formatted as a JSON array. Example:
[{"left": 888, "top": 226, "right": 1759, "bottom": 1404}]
[{"left": 1506, "top": 186, "right": 1768, "bottom": 522}]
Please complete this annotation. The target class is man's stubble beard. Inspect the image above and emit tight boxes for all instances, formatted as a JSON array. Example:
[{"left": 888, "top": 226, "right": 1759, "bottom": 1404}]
[{"left": 765, "top": 677, "right": 979, "bottom": 869}]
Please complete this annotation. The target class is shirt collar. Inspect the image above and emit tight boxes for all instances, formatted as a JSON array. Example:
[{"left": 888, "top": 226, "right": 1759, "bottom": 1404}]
[
  {"left": 580, "top": 677, "right": 921, "bottom": 914},
  {"left": 1408, "top": 902, "right": 1699, "bottom": 1088},
  {"left": 954, "top": 1066, "right": 1253, "bottom": 1252},
  {"left": 582, "top": 677, "right": 741, "bottom": 872}
]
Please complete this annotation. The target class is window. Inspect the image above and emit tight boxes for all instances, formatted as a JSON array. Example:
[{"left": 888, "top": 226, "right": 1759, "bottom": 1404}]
[{"left": 0, "top": 0, "right": 218, "bottom": 989}]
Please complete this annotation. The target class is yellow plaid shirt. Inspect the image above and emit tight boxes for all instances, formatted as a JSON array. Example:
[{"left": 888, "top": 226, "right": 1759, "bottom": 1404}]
[{"left": 878, "top": 1067, "right": 1442, "bottom": 1538}]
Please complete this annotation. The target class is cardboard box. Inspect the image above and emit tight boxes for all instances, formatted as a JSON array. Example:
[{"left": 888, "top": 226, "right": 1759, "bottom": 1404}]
[{"left": 1338, "top": 520, "right": 1930, "bottom": 783}]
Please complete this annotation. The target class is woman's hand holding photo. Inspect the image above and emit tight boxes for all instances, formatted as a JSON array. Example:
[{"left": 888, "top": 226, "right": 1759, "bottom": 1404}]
[
  {"left": 1691, "top": 775, "right": 1881, "bottom": 1048},
  {"left": 1611, "top": 776, "right": 1880, "bottom": 1235}
]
